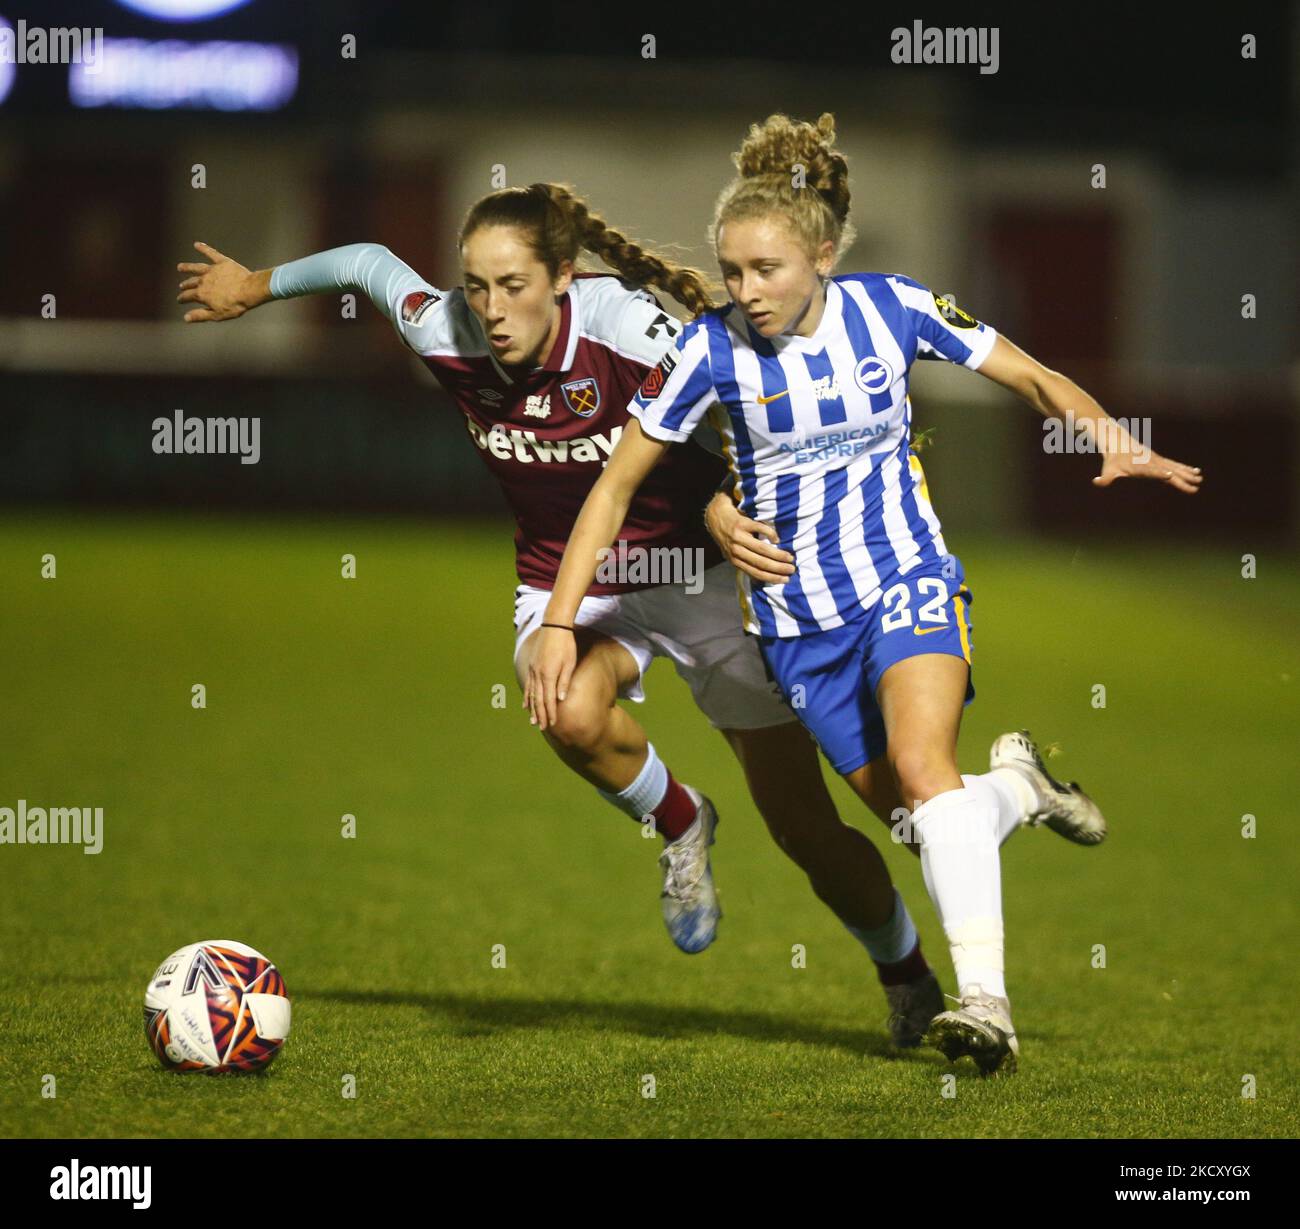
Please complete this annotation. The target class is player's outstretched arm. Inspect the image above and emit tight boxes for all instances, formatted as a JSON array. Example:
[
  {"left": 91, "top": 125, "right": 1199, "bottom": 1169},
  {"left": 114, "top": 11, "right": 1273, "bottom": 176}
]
[
  {"left": 177, "top": 240, "right": 434, "bottom": 331},
  {"left": 176, "top": 242, "right": 273, "bottom": 323},
  {"left": 976, "top": 334, "right": 1204, "bottom": 494}
]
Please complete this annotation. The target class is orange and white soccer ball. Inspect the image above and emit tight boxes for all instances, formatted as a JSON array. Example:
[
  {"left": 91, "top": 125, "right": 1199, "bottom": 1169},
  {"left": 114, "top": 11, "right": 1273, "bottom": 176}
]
[{"left": 143, "top": 940, "right": 290, "bottom": 1073}]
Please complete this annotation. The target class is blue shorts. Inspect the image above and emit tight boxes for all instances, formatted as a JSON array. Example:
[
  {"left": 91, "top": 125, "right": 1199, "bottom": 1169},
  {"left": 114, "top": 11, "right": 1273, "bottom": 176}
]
[{"left": 758, "top": 559, "right": 975, "bottom": 775}]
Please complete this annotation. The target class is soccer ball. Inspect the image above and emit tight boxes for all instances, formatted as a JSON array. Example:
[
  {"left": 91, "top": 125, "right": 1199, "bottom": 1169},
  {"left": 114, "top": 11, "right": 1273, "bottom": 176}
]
[{"left": 143, "top": 940, "right": 290, "bottom": 1073}]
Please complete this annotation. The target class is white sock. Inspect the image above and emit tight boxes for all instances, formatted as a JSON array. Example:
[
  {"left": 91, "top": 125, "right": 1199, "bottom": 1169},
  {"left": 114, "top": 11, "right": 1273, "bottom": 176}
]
[
  {"left": 912, "top": 786, "right": 1006, "bottom": 999},
  {"left": 597, "top": 743, "right": 667, "bottom": 820},
  {"left": 989, "top": 764, "right": 1044, "bottom": 815},
  {"left": 844, "top": 887, "right": 919, "bottom": 965},
  {"left": 963, "top": 771, "right": 1026, "bottom": 846}
]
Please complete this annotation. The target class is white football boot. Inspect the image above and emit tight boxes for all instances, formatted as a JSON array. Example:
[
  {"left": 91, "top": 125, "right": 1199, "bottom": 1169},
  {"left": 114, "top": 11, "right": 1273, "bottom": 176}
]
[
  {"left": 991, "top": 730, "right": 1108, "bottom": 845},
  {"left": 658, "top": 786, "right": 721, "bottom": 954},
  {"left": 884, "top": 970, "right": 945, "bottom": 1048},
  {"left": 926, "top": 984, "right": 1020, "bottom": 1076}
]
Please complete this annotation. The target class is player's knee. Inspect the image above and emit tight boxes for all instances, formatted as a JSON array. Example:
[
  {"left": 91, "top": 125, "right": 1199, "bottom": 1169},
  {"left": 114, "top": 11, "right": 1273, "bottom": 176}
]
[
  {"left": 756, "top": 795, "right": 842, "bottom": 866},
  {"left": 888, "top": 746, "right": 957, "bottom": 810},
  {"left": 544, "top": 692, "right": 610, "bottom": 756},
  {"left": 763, "top": 819, "right": 819, "bottom": 868},
  {"left": 758, "top": 808, "right": 808, "bottom": 861}
]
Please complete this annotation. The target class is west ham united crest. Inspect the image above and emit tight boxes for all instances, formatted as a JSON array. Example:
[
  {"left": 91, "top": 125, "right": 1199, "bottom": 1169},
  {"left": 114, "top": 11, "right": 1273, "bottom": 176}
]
[{"left": 561, "top": 377, "right": 601, "bottom": 418}]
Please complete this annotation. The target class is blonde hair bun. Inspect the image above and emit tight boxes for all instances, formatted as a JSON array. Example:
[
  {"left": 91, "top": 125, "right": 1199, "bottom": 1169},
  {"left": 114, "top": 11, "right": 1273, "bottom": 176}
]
[{"left": 712, "top": 113, "right": 855, "bottom": 262}]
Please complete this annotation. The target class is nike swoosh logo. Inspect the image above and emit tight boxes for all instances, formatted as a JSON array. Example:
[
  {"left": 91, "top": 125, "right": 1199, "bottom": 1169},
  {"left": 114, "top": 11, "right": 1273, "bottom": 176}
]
[
  {"left": 913, "top": 625, "right": 946, "bottom": 636},
  {"left": 756, "top": 389, "right": 790, "bottom": 405}
]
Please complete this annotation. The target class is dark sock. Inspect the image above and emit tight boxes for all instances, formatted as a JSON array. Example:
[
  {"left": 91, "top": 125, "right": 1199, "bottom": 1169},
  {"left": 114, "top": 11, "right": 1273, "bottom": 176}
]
[
  {"left": 652, "top": 772, "right": 697, "bottom": 842},
  {"left": 875, "top": 939, "right": 930, "bottom": 987}
]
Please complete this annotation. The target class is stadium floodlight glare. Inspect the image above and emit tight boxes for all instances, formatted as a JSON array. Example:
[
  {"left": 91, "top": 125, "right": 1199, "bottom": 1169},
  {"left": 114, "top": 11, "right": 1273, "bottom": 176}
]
[
  {"left": 0, "top": 19, "right": 15, "bottom": 105},
  {"left": 69, "top": 37, "right": 297, "bottom": 110},
  {"left": 113, "top": 0, "right": 254, "bottom": 21}
]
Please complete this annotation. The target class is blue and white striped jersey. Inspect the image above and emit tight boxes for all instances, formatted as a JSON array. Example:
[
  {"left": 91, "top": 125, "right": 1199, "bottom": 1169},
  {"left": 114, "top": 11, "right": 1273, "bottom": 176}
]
[{"left": 629, "top": 273, "right": 998, "bottom": 637}]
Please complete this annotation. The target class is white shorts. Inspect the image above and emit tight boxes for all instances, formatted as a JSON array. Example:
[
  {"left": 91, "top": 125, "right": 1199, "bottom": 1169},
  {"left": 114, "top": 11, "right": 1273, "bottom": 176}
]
[{"left": 513, "top": 562, "right": 795, "bottom": 731}]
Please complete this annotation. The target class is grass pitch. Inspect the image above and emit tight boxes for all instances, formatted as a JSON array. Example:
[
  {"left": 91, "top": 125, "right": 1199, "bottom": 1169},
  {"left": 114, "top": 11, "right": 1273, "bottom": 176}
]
[{"left": 1, "top": 512, "right": 1295, "bottom": 1138}]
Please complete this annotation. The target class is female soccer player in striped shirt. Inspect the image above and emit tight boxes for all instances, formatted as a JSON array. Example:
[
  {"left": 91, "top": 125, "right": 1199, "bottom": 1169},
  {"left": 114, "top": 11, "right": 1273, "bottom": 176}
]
[
  {"left": 528, "top": 116, "right": 1202, "bottom": 1075},
  {"left": 177, "top": 182, "right": 958, "bottom": 1046}
]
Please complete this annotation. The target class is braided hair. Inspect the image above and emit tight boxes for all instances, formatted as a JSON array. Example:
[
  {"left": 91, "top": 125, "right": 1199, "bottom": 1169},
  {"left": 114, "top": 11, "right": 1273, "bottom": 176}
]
[{"left": 459, "top": 183, "right": 717, "bottom": 318}]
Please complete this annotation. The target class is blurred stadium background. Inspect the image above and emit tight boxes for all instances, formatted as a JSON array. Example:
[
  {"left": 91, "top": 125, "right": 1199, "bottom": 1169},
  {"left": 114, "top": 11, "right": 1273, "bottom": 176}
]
[{"left": 2, "top": 0, "right": 1295, "bottom": 536}]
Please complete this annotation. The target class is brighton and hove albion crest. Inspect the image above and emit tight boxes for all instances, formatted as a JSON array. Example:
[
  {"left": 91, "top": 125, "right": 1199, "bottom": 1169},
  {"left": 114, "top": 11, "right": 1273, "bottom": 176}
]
[
  {"left": 561, "top": 377, "right": 601, "bottom": 418},
  {"left": 854, "top": 355, "right": 895, "bottom": 395}
]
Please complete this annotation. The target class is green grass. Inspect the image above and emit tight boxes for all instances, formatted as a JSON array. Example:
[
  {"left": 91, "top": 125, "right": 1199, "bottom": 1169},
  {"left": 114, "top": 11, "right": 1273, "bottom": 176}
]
[{"left": 0, "top": 511, "right": 1296, "bottom": 1138}]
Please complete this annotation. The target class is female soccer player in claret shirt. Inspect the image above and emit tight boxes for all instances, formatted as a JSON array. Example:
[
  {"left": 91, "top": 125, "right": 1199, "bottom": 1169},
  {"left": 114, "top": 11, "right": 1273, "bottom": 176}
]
[
  {"left": 177, "top": 183, "right": 972, "bottom": 1047},
  {"left": 529, "top": 116, "right": 1203, "bottom": 1075}
]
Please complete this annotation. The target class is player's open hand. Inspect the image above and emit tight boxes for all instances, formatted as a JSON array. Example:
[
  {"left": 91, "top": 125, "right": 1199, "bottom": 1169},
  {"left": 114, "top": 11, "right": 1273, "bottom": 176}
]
[
  {"left": 525, "top": 626, "right": 578, "bottom": 730},
  {"left": 704, "top": 489, "right": 795, "bottom": 584},
  {"left": 176, "top": 242, "right": 268, "bottom": 323},
  {"left": 1093, "top": 446, "right": 1203, "bottom": 494}
]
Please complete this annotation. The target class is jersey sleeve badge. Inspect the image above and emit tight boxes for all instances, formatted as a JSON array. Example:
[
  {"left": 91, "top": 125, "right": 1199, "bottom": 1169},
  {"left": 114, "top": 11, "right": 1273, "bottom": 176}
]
[
  {"left": 639, "top": 351, "right": 678, "bottom": 399},
  {"left": 401, "top": 289, "right": 442, "bottom": 325},
  {"left": 931, "top": 293, "right": 979, "bottom": 328}
]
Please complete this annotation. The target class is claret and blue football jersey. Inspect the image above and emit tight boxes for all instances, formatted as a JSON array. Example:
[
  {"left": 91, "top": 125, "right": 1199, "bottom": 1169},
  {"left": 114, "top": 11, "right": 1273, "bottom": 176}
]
[
  {"left": 270, "top": 243, "right": 727, "bottom": 595},
  {"left": 630, "top": 273, "right": 997, "bottom": 637}
]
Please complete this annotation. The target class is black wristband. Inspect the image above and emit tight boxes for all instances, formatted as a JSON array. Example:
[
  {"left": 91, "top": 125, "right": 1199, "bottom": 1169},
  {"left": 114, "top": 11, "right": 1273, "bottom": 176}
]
[{"left": 540, "top": 623, "right": 575, "bottom": 632}]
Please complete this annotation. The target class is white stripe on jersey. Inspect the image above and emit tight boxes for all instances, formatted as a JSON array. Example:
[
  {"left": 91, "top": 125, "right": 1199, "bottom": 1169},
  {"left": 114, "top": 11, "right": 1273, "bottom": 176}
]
[
  {"left": 834, "top": 445, "right": 884, "bottom": 607},
  {"left": 838, "top": 278, "right": 908, "bottom": 390},
  {"left": 630, "top": 272, "right": 997, "bottom": 637},
  {"left": 780, "top": 458, "right": 841, "bottom": 630},
  {"left": 879, "top": 447, "right": 923, "bottom": 578}
]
